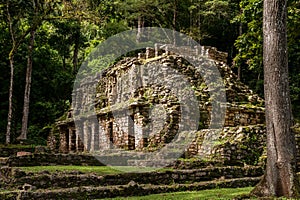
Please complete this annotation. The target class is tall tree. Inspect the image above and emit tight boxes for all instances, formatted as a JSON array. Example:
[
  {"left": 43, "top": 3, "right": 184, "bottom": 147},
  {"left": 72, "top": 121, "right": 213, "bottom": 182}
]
[
  {"left": 18, "top": 0, "right": 58, "bottom": 141},
  {"left": 19, "top": 29, "right": 36, "bottom": 141},
  {"left": 251, "top": 0, "right": 300, "bottom": 197},
  {"left": 18, "top": 0, "right": 102, "bottom": 141},
  {"left": 19, "top": 0, "right": 39, "bottom": 141},
  {"left": 5, "top": 2, "right": 14, "bottom": 144},
  {"left": 4, "top": 0, "right": 36, "bottom": 144}
]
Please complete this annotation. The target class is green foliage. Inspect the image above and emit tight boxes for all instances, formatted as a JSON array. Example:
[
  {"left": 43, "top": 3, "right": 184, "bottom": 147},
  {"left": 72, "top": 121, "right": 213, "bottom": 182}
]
[
  {"left": 232, "top": 0, "right": 263, "bottom": 71},
  {"left": 185, "top": 0, "right": 240, "bottom": 55},
  {"left": 288, "top": 0, "right": 300, "bottom": 119},
  {"left": 233, "top": 0, "right": 300, "bottom": 72},
  {"left": 232, "top": 0, "right": 300, "bottom": 114}
]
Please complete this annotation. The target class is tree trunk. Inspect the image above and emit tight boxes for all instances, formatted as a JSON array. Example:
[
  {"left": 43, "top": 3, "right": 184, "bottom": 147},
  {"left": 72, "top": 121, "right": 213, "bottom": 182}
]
[
  {"left": 189, "top": 0, "right": 193, "bottom": 40},
  {"left": 251, "top": 0, "right": 300, "bottom": 197},
  {"left": 172, "top": 0, "right": 177, "bottom": 46},
  {"left": 198, "top": 2, "right": 201, "bottom": 41},
  {"left": 136, "top": 16, "right": 142, "bottom": 43},
  {"left": 73, "top": 25, "right": 80, "bottom": 73},
  {"left": 19, "top": 29, "right": 36, "bottom": 141},
  {"left": 237, "top": 21, "right": 242, "bottom": 81},
  {"left": 6, "top": 54, "right": 14, "bottom": 144},
  {"left": 6, "top": 2, "right": 15, "bottom": 145}
]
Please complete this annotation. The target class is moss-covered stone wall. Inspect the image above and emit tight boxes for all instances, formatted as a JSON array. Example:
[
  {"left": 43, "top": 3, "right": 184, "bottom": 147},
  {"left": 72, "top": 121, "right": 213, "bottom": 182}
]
[{"left": 51, "top": 45, "right": 266, "bottom": 166}]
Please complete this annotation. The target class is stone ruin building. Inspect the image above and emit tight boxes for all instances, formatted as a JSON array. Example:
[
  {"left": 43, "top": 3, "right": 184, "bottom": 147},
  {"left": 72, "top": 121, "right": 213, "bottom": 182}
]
[{"left": 50, "top": 44, "right": 270, "bottom": 165}]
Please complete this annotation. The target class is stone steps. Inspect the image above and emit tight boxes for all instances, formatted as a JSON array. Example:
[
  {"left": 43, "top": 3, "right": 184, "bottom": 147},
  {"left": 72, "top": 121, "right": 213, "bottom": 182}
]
[
  {"left": 9, "top": 166, "right": 263, "bottom": 190},
  {"left": 0, "top": 176, "right": 261, "bottom": 200},
  {"left": 127, "top": 158, "right": 175, "bottom": 167},
  {"left": 6, "top": 152, "right": 184, "bottom": 167}
]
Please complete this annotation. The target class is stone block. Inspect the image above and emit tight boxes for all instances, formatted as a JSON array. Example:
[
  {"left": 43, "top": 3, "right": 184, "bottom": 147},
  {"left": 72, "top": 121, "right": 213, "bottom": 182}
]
[{"left": 16, "top": 152, "right": 32, "bottom": 157}]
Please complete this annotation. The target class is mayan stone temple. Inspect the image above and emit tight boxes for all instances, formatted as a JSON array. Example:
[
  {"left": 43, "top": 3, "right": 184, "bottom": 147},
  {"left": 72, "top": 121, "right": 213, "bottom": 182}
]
[{"left": 49, "top": 44, "right": 271, "bottom": 166}]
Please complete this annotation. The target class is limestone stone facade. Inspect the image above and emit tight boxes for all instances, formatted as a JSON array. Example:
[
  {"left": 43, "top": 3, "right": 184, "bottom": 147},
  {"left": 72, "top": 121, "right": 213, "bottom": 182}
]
[{"left": 51, "top": 44, "right": 265, "bottom": 156}]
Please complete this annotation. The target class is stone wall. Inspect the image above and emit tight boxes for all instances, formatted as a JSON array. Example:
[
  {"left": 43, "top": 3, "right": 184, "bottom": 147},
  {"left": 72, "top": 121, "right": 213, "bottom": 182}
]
[
  {"left": 186, "top": 125, "right": 266, "bottom": 165},
  {"left": 201, "top": 105, "right": 265, "bottom": 128},
  {"left": 1, "top": 178, "right": 261, "bottom": 200},
  {"left": 1, "top": 164, "right": 262, "bottom": 200},
  {"left": 8, "top": 166, "right": 263, "bottom": 190},
  {"left": 7, "top": 154, "right": 105, "bottom": 167},
  {"left": 0, "top": 147, "right": 35, "bottom": 157}
]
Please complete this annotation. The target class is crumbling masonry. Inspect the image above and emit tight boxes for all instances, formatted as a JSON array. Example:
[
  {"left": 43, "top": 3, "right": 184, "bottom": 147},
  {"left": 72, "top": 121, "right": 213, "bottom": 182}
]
[{"left": 51, "top": 44, "right": 266, "bottom": 161}]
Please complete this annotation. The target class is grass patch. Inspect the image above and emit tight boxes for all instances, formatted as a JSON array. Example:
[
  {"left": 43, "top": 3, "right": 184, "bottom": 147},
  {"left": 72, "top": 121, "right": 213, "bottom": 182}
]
[
  {"left": 17, "top": 166, "right": 171, "bottom": 175},
  {"left": 112, "top": 166, "right": 173, "bottom": 173},
  {"left": 103, "top": 187, "right": 255, "bottom": 200},
  {"left": 0, "top": 144, "right": 36, "bottom": 149},
  {"left": 0, "top": 189, "right": 14, "bottom": 193},
  {"left": 18, "top": 166, "right": 123, "bottom": 175}
]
